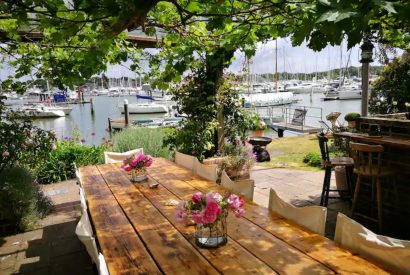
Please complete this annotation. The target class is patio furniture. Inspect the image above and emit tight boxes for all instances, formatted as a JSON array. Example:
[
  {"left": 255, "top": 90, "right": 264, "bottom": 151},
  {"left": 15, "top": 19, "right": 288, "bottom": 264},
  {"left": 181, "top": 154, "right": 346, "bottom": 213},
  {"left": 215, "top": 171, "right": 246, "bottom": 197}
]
[
  {"left": 194, "top": 158, "right": 218, "bottom": 182},
  {"left": 220, "top": 170, "right": 254, "bottom": 200},
  {"left": 104, "top": 148, "right": 144, "bottom": 164},
  {"left": 78, "top": 159, "right": 388, "bottom": 274},
  {"left": 268, "top": 189, "right": 327, "bottom": 235},
  {"left": 317, "top": 133, "right": 354, "bottom": 206},
  {"left": 325, "top": 112, "right": 348, "bottom": 132},
  {"left": 175, "top": 151, "right": 197, "bottom": 170},
  {"left": 335, "top": 213, "right": 410, "bottom": 274},
  {"left": 248, "top": 136, "right": 272, "bottom": 162},
  {"left": 349, "top": 142, "right": 398, "bottom": 233}
]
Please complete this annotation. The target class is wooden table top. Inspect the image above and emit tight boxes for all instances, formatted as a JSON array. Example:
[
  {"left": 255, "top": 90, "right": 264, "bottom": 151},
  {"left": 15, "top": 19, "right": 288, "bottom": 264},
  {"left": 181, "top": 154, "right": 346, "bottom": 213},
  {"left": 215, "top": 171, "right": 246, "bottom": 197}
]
[
  {"left": 334, "top": 131, "right": 410, "bottom": 148},
  {"left": 79, "top": 158, "right": 388, "bottom": 274}
]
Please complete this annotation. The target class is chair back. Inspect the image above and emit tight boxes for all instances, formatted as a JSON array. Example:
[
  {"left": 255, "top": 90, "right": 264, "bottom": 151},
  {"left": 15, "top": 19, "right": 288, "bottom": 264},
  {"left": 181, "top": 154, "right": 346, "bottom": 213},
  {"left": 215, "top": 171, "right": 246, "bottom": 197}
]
[
  {"left": 221, "top": 170, "right": 254, "bottom": 201},
  {"left": 75, "top": 212, "right": 99, "bottom": 264},
  {"left": 291, "top": 108, "right": 307, "bottom": 126},
  {"left": 334, "top": 213, "right": 410, "bottom": 274},
  {"left": 268, "top": 189, "right": 327, "bottom": 235},
  {"left": 317, "top": 133, "right": 330, "bottom": 164},
  {"left": 349, "top": 142, "right": 384, "bottom": 176},
  {"left": 98, "top": 253, "right": 110, "bottom": 275},
  {"left": 79, "top": 187, "right": 87, "bottom": 213},
  {"left": 104, "top": 148, "right": 144, "bottom": 164},
  {"left": 175, "top": 151, "right": 196, "bottom": 171},
  {"left": 194, "top": 159, "right": 218, "bottom": 182}
]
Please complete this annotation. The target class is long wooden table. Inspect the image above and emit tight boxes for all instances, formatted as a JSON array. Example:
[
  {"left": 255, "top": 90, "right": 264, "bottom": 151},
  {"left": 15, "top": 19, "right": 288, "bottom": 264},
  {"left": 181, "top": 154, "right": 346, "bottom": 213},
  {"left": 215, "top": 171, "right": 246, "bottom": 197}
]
[{"left": 79, "top": 158, "right": 388, "bottom": 274}]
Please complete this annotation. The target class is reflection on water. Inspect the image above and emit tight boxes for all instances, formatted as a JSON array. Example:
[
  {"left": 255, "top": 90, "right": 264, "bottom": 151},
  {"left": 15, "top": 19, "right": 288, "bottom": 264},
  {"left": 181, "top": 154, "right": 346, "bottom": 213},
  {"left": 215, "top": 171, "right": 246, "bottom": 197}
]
[{"left": 27, "top": 93, "right": 361, "bottom": 145}]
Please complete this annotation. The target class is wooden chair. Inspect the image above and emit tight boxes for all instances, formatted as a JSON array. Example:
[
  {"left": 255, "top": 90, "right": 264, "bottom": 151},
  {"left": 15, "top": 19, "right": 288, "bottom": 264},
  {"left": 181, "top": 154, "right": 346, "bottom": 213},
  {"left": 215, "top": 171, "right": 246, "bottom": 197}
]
[
  {"left": 220, "top": 170, "right": 254, "bottom": 201},
  {"left": 269, "top": 189, "right": 327, "bottom": 235},
  {"left": 104, "top": 148, "right": 144, "bottom": 164},
  {"left": 334, "top": 213, "right": 410, "bottom": 274},
  {"left": 317, "top": 133, "right": 354, "bottom": 206},
  {"left": 349, "top": 142, "right": 398, "bottom": 233}
]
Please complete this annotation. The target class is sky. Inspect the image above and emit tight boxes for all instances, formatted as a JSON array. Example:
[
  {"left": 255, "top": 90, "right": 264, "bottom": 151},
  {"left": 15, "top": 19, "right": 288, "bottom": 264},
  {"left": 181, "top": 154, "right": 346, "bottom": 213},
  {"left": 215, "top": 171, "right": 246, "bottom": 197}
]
[{"left": 1, "top": 38, "right": 396, "bottom": 81}]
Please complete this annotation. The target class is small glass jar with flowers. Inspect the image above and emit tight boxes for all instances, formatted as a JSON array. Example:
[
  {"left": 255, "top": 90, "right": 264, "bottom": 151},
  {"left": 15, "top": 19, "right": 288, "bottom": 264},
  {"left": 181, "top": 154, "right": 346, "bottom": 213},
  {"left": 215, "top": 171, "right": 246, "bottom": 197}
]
[
  {"left": 175, "top": 191, "right": 244, "bottom": 248},
  {"left": 121, "top": 153, "right": 153, "bottom": 182}
]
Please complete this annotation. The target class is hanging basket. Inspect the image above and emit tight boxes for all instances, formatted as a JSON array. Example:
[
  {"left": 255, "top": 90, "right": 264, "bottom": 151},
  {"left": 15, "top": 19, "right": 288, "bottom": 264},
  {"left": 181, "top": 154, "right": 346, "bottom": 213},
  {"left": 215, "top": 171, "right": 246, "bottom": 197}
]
[{"left": 195, "top": 210, "right": 227, "bottom": 248}]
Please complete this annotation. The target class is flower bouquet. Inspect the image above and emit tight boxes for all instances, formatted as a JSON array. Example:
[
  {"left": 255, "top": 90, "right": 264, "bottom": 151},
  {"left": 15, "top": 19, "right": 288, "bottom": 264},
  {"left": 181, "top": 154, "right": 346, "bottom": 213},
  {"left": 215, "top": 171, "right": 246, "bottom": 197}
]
[
  {"left": 121, "top": 153, "right": 153, "bottom": 182},
  {"left": 175, "top": 191, "right": 245, "bottom": 248}
]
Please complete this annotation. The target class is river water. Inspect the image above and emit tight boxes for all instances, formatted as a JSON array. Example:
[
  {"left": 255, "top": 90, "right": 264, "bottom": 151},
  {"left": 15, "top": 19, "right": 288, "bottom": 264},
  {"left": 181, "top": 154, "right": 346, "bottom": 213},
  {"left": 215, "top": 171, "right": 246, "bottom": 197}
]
[{"left": 27, "top": 93, "right": 361, "bottom": 145}]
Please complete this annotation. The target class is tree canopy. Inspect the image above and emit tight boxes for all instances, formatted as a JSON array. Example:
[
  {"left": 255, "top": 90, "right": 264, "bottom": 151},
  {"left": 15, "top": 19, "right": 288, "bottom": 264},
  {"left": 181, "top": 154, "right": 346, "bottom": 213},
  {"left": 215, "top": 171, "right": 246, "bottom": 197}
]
[{"left": 1, "top": 0, "right": 410, "bottom": 91}]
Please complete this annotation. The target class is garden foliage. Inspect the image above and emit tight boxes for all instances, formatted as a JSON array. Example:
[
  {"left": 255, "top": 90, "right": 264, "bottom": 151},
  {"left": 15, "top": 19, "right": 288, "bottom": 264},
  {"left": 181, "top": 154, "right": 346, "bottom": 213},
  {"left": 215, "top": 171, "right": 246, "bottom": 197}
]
[
  {"left": 113, "top": 127, "right": 175, "bottom": 159},
  {"left": 370, "top": 51, "right": 410, "bottom": 114},
  {"left": 36, "top": 140, "right": 105, "bottom": 184},
  {"left": 0, "top": 167, "right": 52, "bottom": 235},
  {"left": 303, "top": 152, "right": 322, "bottom": 168}
]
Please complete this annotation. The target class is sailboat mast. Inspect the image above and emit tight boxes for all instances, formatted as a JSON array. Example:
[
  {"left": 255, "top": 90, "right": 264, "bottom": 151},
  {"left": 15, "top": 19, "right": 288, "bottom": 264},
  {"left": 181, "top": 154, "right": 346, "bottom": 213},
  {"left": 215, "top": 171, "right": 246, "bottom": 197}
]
[{"left": 275, "top": 39, "right": 278, "bottom": 93}]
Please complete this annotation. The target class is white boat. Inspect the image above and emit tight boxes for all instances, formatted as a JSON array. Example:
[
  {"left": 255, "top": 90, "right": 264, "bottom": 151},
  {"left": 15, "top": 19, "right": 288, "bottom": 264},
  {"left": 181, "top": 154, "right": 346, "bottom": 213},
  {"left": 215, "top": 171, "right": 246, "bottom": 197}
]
[
  {"left": 284, "top": 82, "right": 325, "bottom": 94},
  {"left": 21, "top": 106, "right": 66, "bottom": 118},
  {"left": 242, "top": 92, "right": 294, "bottom": 107},
  {"left": 322, "top": 86, "right": 362, "bottom": 101},
  {"left": 118, "top": 103, "right": 169, "bottom": 114},
  {"left": 47, "top": 105, "right": 73, "bottom": 115}
]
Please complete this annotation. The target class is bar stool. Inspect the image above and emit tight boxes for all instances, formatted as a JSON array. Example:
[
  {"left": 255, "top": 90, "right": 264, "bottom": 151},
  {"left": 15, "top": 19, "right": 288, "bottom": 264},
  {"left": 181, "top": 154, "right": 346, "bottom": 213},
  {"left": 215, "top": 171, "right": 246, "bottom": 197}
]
[
  {"left": 349, "top": 142, "right": 397, "bottom": 233},
  {"left": 317, "top": 133, "right": 354, "bottom": 207}
]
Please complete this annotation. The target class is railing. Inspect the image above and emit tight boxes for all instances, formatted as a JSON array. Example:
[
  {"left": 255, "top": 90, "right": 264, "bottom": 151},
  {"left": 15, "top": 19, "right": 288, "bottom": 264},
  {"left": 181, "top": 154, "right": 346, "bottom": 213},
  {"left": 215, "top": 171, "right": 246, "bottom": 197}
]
[{"left": 256, "top": 105, "right": 323, "bottom": 132}]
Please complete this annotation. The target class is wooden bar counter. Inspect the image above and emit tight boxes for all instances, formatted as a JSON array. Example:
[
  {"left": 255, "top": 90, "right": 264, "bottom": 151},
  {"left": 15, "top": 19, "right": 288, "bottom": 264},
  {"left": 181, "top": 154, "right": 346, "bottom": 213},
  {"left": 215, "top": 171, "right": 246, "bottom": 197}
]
[{"left": 334, "top": 116, "right": 410, "bottom": 238}]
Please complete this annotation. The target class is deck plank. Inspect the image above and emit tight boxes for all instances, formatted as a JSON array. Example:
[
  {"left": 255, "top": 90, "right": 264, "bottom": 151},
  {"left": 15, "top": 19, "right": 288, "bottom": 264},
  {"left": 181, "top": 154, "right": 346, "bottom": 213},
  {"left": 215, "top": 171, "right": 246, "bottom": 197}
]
[{"left": 79, "top": 165, "right": 161, "bottom": 275}]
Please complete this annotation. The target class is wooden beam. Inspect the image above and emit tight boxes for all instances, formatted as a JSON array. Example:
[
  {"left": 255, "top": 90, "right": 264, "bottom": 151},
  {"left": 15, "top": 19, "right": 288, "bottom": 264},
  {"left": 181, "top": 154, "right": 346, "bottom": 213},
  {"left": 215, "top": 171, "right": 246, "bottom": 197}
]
[{"left": 0, "top": 31, "right": 160, "bottom": 48}]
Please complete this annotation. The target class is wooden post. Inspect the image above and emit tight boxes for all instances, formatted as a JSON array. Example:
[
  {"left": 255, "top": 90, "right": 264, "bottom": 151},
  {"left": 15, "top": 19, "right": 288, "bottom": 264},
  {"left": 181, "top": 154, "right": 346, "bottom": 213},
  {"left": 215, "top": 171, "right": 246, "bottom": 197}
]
[
  {"left": 217, "top": 103, "right": 224, "bottom": 153},
  {"left": 108, "top": 118, "right": 112, "bottom": 132},
  {"left": 361, "top": 62, "right": 369, "bottom": 117},
  {"left": 90, "top": 98, "right": 94, "bottom": 114},
  {"left": 81, "top": 90, "right": 85, "bottom": 102},
  {"left": 124, "top": 99, "right": 129, "bottom": 126}
]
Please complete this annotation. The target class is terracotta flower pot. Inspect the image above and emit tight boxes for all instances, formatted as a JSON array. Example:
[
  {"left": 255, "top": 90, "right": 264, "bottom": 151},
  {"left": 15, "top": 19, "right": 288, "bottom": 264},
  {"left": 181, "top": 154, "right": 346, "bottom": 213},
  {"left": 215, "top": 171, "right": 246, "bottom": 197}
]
[{"left": 251, "top": 130, "right": 264, "bottom": 137}]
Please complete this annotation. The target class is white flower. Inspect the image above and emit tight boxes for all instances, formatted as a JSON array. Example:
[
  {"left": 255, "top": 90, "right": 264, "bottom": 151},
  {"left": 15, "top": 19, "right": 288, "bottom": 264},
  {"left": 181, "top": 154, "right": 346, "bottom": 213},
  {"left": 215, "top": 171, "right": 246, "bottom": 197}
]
[
  {"left": 405, "top": 102, "right": 410, "bottom": 107},
  {"left": 212, "top": 193, "right": 223, "bottom": 202},
  {"left": 2, "top": 151, "right": 10, "bottom": 158},
  {"left": 393, "top": 101, "right": 398, "bottom": 106},
  {"left": 376, "top": 102, "right": 381, "bottom": 106}
]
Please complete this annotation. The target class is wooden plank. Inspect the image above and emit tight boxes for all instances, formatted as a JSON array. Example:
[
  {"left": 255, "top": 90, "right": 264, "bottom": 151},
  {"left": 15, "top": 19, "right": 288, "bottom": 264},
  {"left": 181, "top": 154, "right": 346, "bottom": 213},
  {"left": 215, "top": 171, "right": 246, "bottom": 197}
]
[
  {"left": 148, "top": 159, "right": 389, "bottom": 274},
  {"left": 79, "top": 166, "right": 161, "bottom": 275},
  {"left": 96, "top": 164, "right": 220, "bottom": 275},
  {"left": 124, "top": 171, "right": 279, "bottom": 274},
  {"left": 146, "top": 162, "right": 334, "bottom": 274}
]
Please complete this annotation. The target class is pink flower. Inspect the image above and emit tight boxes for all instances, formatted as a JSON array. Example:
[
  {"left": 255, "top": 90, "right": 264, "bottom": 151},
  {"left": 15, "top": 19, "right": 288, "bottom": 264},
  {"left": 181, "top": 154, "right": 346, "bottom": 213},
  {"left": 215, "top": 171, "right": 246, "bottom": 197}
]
[
  {"left": 206, "top": 200, "right": 221, "bottom": 216},
  {"left": 191, "top": 210, "right": 203, "bottom": 224},
  {"left": 227, "top": 194, "right": 244, "bottom": 210},
  {"left": 175, "top": 203, "right": 188, "bottom": 223},
  {"left": 122, "top": 164, "right": 132, "bottom": 171},
  {"left": 91, "top": 132, "right": 95, "bottom": 136},
  {"left": 2, "top": 151, "right": 10, "bottom": 158},
  {"left": 192, "top": 192, "right": 202, "bottom": 203},
  {"left": 51, "top": 142, "right": 57, "bottom": 151},
  {"left": 234, "top": 208, "right": 245, "bottom": 218}
]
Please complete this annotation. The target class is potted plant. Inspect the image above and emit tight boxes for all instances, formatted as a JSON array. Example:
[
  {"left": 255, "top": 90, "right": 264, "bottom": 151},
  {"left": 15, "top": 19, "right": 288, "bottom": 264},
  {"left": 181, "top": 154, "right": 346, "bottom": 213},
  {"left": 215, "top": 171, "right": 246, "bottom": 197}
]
[
  {"left": 344, "top": 112, "right": 361, "bottom": 129},
  {"left": 221, "top": 142, "right": 255, "bottom": 180},
  {"left": 250, "top": 113, "right": 267, "bottom": 137}
]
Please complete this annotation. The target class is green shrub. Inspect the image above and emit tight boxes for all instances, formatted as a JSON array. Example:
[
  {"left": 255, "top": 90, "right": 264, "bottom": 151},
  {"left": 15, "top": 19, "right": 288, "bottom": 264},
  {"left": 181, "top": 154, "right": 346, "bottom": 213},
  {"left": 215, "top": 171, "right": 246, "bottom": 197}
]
[
  {"left": 0, "top": 167, "right": 52, "bottom": 235},
  {"left": 113, "top": 127, "right": 175, "bottom": 159},
  {"left": 36, "top": 140, "right": 105, "bottom": 184},
  {"left": 303, "top": 152, "right": 322, "bottom": 167},
  {"left": 344, "top": 112, "right": 361, "bottom": 121}
]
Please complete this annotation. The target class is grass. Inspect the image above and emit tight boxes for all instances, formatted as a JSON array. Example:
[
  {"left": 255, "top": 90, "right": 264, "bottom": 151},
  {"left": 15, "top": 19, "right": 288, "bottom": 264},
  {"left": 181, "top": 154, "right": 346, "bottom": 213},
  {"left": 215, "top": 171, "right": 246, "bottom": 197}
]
[{"left": 259, "top": 134, "right": 321, "bottom": 171}]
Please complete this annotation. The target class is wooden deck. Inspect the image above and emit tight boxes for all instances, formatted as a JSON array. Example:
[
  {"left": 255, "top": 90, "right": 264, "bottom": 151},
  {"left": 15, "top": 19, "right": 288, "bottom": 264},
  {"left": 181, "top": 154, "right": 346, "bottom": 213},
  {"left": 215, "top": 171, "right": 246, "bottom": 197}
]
[{"left": 79, "top": 159, "right": 389, "bottom": 274}]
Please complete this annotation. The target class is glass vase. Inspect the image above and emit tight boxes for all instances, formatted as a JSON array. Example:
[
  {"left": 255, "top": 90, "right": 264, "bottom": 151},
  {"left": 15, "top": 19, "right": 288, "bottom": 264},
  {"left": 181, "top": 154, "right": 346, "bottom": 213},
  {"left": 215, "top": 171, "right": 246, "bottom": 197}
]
[
  {"left": 130, "top": 168, "right": 148, "bottom": 183},
  {"left": 195, "top": 210, "right": 227, "bottom": 248}
]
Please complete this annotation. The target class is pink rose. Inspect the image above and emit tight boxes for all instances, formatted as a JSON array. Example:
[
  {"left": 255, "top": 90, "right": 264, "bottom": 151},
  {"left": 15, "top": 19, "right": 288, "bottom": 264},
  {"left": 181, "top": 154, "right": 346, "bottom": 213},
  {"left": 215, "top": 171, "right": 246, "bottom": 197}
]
[
  {"left": 206, "top": 200, "right": 221, "bottom": 216},
  {"left": 202, "top": 208, "right": 218, "bottom": 224},
  {"left": 192, "top": 192, "right": 202, "bottom": 203},
  {"left": 227, "top": 194, "right": 244, "bottom": 210},
  {"left": 122, "top": 164, "right": 132, "bottom": 171}
]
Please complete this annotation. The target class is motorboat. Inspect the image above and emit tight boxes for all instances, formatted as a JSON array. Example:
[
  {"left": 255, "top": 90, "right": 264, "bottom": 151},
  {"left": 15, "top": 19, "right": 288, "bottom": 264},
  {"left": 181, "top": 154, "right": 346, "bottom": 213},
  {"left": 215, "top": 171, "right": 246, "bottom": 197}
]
[
  {"left": 118, "top": 102, "right": 169, "bottom": 114},
  {"left": 46, "top": 105, "right": 73, "bottom": 115},
  {"left": 242, "top": 92, "right": 294, "bottom": 107},
  {"left": 284, "top": 82, "right": 325, "bottom": 94},
  {"left": 21, "top": 105, "right": 66, "bottom": 118}
]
